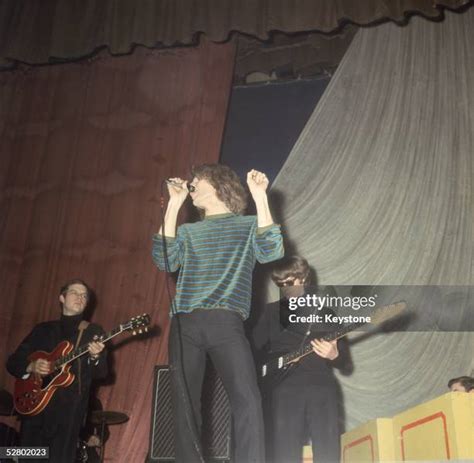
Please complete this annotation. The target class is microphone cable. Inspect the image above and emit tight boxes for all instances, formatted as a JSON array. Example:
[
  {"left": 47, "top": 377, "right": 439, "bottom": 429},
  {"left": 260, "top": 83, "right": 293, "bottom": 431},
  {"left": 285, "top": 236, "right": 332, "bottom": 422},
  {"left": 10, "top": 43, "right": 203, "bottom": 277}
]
[{"left": 160, "top": 179, "right": 205, "bottom": 463}]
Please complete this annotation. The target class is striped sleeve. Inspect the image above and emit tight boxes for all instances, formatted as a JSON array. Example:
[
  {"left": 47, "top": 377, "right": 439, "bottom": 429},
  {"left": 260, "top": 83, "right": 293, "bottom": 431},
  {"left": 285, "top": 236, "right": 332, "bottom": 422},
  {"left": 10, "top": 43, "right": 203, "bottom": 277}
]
[
  {"left": 152, "top": 228, "right": 185, "bottom": 272},
  {"left": 253, "top": 223, "right": 284, "bottom": 263}
]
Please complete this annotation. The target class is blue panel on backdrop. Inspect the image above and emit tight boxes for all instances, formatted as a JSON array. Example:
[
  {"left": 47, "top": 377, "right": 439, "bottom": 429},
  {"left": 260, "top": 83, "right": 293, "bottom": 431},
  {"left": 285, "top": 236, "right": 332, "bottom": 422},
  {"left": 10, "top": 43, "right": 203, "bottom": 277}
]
[{"left": 220, "top": 77, "right": 330, "bottom": 184}]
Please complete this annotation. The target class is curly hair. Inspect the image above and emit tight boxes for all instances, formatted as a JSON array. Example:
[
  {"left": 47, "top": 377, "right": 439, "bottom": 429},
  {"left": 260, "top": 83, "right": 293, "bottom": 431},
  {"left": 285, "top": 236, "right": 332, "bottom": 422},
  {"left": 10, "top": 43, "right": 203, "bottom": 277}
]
[{"left": 192, "top": 164, "right": 248, "bottom": 215}]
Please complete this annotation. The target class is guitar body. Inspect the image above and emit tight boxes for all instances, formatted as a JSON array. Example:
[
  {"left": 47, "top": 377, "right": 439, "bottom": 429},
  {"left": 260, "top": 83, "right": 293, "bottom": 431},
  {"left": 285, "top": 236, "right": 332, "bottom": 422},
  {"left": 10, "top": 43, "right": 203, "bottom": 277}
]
[
  {"left": 259, "top": 352, "right": 299, "bottom": 393},
  {"left": 13, "top": 313, "right": 150, "bottom": 416},
  {"left": 14, "top": 340, "right": 75, "bottom": 416}
]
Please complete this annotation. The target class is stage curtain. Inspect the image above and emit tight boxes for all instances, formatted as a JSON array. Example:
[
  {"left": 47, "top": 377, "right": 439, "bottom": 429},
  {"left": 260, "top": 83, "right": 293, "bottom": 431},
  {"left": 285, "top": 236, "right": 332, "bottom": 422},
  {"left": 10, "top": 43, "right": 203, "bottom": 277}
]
[
  {"left": 0, "top": 0, "right": 470, "bottom": 68},
  {"left": 0, "top": 40, "right": 235, "bottom": 461},
  {"left": 271, "top": 8, "right": 473, "bottom": 429}
]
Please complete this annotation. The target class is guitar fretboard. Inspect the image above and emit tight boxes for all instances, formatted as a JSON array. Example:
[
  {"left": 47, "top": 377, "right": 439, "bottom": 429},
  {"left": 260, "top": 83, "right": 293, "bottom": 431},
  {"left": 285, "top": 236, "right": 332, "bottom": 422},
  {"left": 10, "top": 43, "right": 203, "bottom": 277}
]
[
  {"left": 53, "top": 326, "right": 123, "bottom": 370},
  {"left": 261, "top": 302, "right": 406, "bottom": 379},
  {"left": 280, "top": 321, "right": 365, "bottom": 365}
]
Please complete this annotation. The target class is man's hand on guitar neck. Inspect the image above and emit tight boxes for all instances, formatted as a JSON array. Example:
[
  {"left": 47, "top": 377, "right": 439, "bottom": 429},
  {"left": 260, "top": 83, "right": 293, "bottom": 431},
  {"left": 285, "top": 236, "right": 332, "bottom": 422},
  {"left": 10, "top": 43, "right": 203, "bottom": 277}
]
[
  {"left": 88, "top": 336, "right": 105, "bottom": 361},
  {"left": 26, "top": 358, "right": 51, "bottom": 376},
  {"left": 310, "top": 339, "right": 339, "bottom": 361}
]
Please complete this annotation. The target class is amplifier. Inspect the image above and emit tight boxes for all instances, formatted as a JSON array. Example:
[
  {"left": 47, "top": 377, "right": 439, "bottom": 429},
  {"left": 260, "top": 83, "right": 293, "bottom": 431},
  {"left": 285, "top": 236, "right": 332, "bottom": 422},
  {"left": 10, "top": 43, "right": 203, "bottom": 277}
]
[{"left": 147, "top": 363, "right": 232, "bottom": 462}]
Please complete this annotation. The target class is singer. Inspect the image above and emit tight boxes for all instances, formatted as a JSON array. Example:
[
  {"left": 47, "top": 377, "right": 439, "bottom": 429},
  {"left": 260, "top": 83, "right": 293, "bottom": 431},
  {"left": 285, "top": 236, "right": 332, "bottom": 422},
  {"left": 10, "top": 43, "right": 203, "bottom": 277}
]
[{"left": 152, "top": 164, "right": 283, "bottom": 463}]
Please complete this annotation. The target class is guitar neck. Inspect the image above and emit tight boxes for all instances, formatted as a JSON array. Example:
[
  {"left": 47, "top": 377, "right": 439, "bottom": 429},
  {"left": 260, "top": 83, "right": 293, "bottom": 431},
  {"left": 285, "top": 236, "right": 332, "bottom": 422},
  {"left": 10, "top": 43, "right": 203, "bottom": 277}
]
[
  {"left": 54, "top": 326, "right": 123, "bottom": 369},
  {"left": 280, "top": 321, "right": 365, "bottom": 365}
]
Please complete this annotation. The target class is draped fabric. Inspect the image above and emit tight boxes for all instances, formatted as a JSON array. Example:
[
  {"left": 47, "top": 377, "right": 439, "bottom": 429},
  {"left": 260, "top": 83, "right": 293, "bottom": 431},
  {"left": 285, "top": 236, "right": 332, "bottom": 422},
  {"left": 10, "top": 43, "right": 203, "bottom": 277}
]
[
  {"left": 0, "top": 0, "right": 471, "bottom": 68},
  {"left": 0, "top": 40, "right": 235, "bottom": 461},
  {"left": 271, "top": 8, "right": 474, "bottom": 429}
]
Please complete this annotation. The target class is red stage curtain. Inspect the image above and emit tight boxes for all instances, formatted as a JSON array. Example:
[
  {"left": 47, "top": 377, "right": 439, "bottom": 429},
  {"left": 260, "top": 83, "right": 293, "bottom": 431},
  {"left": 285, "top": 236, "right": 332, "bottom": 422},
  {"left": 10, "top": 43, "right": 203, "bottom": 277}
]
[{"left": 0, "top": 40, "right": 235, "bottom": 461}]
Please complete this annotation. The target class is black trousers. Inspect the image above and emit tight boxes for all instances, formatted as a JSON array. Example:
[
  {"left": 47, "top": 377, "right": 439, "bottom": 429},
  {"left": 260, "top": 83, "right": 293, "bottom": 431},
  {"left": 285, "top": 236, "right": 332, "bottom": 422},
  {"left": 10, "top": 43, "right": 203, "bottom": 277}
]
[
  {"left": 19, "top": 419, "right": 79, "bottom": 463},
  {"left": 169, "top": 309, "right": 265, "bottom": 463},
  {"left": 270, "top": 378, "right": 340, "bottom": 463}
]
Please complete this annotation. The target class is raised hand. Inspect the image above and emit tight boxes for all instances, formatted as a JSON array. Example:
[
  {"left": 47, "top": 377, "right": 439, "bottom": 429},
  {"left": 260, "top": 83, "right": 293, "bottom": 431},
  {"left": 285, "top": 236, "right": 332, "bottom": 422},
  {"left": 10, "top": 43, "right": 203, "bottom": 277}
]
[
  {"left": 158, "top": 177, "right": 189, "bottom": 238},
  {"left": 166, "top": 177, "right": 189, "bottom": 204},
  {"left": 247, "top": 170, "right": 269, "bottom": 199}
]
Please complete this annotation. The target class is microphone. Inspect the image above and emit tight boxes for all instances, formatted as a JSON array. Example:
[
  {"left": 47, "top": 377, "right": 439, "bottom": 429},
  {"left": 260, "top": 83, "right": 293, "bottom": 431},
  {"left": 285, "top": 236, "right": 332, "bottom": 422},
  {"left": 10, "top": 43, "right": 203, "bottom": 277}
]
[{"left": 166, "top": 179, "right": 195, "bottom": 192}]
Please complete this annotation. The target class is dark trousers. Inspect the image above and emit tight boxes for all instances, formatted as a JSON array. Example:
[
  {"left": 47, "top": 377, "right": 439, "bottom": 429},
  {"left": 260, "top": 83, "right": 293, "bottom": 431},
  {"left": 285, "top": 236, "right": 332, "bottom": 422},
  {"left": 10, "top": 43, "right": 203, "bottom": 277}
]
[
  {"left": 169, "top": 309, "right": 265, "bottom": 463},
  {"left": 19, "top": 420, "right": 78, "bottom": 463},
  {"left": 271, "top": 379, "right": 340, "bottom": 463}
]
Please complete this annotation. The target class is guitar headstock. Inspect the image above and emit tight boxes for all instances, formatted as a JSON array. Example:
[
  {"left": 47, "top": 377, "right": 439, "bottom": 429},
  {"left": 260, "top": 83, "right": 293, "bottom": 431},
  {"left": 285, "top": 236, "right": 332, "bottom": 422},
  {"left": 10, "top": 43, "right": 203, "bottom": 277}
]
[
  {"left": 122, "top": 314, "right": 151, "bottom": 335},
  {"left": 371, "top": 301, "right": 407, "bottom": 325}
]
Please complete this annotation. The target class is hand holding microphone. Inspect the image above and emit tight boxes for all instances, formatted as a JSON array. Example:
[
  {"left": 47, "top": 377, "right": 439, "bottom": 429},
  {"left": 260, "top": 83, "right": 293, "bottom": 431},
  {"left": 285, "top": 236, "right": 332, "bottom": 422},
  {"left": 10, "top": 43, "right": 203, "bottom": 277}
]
[
  {"left": 165, "top": 178, "right": 194, "bottom": 207},
  {"left": 166, "top": 178, "right": 195, "bottom": 192},
  {"left": 159, "top": 177, "right": 194, "bottom": 236}
]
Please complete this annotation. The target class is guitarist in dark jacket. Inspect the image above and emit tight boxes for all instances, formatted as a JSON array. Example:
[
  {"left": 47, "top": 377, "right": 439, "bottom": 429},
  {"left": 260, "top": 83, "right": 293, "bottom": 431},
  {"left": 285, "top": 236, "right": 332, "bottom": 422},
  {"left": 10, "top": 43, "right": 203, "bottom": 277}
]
[
  {"left": 253, "top": 257, "right": 351, "bottom": 463},
  {"left": 6, "top": 279, "right": 107, "bottom": 463}
]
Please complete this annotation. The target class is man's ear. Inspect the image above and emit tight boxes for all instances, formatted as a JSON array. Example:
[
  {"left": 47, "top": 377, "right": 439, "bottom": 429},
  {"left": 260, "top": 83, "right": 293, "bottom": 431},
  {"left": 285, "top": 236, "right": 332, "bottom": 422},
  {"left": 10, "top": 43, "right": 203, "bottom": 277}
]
[{"left": 59, "top": 294, "right": 65, "bottom": 305}]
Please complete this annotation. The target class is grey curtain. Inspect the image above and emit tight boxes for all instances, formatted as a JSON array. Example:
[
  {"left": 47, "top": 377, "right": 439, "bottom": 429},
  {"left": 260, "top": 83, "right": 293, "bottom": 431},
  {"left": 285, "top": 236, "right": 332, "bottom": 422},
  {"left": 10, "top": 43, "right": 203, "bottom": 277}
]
[{"left": 271, "top": 8, "right": 474, "bottom": 429}]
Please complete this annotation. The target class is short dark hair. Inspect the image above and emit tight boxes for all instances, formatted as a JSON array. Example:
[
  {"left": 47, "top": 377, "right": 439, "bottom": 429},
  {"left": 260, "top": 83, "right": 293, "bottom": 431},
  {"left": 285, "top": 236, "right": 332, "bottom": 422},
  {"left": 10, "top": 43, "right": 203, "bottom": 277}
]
[
  {"left": 192, "top": 164, "right": 248, "bottom": 215},
  {"left": 271, "top": 256, "right": 310, "bottom": 286},
  {"left": 448, "top": 376, "right": 474, "bottom": 392},
  {"left": 59, "top": 279, "right": 91, "bottom": 300}
]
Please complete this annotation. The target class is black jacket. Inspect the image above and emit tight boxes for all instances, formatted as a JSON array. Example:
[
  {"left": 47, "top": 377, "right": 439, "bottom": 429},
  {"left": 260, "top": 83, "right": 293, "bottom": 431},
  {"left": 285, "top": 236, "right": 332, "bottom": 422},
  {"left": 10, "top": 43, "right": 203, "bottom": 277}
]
[{"left": 6, "top": 314, "right": 108, "bottom": 462}]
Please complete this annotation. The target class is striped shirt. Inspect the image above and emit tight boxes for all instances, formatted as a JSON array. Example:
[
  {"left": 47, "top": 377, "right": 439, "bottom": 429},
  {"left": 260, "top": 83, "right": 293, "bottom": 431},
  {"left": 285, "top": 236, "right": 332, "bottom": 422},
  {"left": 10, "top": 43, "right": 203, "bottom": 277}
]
[{"left": 152, "top": 213, "right": 284, "bottom": 319}]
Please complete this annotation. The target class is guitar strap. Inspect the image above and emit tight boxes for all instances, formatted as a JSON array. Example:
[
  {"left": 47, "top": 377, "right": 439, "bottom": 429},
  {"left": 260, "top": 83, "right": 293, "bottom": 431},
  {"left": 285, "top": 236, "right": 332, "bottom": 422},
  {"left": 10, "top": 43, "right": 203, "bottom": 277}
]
[{"left": 75, "top": 320, "right": 90, "bottom": 394}]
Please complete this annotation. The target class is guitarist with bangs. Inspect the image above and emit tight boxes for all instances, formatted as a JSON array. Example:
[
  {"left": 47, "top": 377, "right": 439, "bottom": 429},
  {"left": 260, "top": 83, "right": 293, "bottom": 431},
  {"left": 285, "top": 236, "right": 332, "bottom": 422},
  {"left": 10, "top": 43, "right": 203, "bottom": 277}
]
[
  {"left": 253, "top": 256, "right": 352, "bottom": 463},
  {"left": 6, "top": 279, "right": 107, "bottom": 463}
]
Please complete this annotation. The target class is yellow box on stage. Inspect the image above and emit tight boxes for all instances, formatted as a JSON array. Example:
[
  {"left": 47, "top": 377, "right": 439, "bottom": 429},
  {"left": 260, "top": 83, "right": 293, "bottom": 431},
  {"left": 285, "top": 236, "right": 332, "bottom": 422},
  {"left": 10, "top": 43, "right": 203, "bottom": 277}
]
[
  {"left": 341, "top": 418, "right": 395, "bottom": 462},
  {"left": 392, "top": 392, "right": 474, "bottom": 461},
  {"left": 302, "top": 444, "right": 313, "bottom": 462}
]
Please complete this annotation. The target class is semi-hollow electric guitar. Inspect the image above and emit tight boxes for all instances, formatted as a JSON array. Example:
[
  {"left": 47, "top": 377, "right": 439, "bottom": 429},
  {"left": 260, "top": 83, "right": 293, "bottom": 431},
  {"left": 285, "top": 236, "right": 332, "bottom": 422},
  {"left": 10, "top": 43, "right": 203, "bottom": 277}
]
[
  {"left": 260, "top": 302, "right": 406, "bottom": 384},
  {"left": 14, "top": 314, "right": 150, "bottom": 416}
]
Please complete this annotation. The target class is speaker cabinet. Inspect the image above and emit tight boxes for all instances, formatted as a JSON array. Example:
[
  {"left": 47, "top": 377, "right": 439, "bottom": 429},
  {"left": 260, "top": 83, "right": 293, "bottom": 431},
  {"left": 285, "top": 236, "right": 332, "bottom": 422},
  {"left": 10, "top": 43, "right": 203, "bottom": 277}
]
[{"left": 147, "top": 363, "right": 232, "bottom": 462}]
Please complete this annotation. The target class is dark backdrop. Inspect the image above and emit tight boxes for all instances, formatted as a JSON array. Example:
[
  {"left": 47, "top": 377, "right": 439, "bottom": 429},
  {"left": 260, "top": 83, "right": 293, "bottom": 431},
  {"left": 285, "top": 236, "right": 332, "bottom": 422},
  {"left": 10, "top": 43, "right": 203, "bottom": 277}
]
[{"left": 221, "top": 77, "right": 330, "bottom": 183}]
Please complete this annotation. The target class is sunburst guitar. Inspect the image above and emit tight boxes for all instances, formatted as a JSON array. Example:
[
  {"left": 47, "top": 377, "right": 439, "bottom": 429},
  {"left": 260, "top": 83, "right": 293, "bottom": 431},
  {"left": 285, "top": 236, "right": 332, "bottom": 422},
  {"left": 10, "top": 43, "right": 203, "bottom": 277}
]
[{"left": 14, "top": 314, "right": 150, "bottom": 416}]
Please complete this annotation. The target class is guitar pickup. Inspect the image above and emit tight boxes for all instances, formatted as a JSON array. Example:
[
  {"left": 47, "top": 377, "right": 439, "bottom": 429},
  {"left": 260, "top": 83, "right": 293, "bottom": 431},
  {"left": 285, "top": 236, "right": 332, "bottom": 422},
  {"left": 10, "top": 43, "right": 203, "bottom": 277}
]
[
  {"left": 278, "top": 357, "right": 283, "bottom": 369},
  {"left": 261, "top": 365, "right": 267, "bottom": 377}
]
